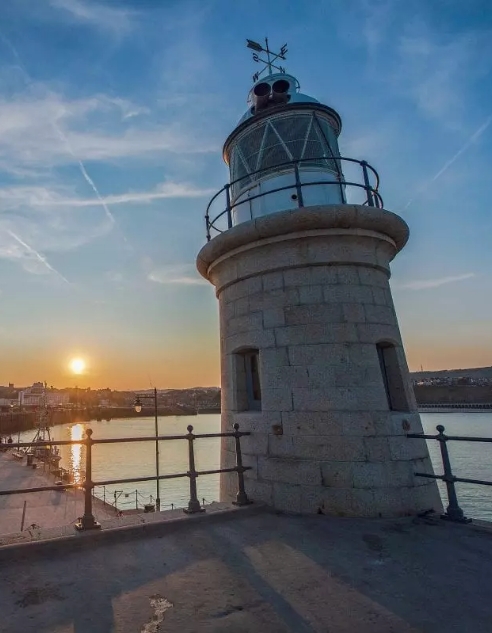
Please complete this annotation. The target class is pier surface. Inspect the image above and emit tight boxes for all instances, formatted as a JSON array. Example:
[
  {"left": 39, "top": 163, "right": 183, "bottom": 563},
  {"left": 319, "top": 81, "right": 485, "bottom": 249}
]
[
  {"left": 0, "top": 506, "right": 491, "bottom": 632},
  {"left": 0, "top": 451, "right": 113, "bottom": 535}
]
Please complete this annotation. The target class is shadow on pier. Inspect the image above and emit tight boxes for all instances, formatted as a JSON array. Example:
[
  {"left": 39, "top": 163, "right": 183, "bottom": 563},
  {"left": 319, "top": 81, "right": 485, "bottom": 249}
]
[{"left": 0, "top": 507, "right": 491, "bottom": 632}]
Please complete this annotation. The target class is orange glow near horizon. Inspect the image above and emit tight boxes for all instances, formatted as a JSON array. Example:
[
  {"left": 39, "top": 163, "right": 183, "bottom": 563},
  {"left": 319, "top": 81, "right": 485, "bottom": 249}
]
[
  {"left": 2, "top": 337, "right": 490, "bottom": 391},
  {"left": 406, "top": 341, "right": 492, "bottom": 373},
  {"left": 1, "top": 342, "right": 222, "bottom": 390}
]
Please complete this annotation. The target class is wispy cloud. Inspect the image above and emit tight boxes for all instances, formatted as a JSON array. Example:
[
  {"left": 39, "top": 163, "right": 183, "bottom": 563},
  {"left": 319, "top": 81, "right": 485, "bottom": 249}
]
[
  {"left": 50, "top": 0, "right": 136, "bottom": 34},
  {"left": 351, "top": 3, "right": 492, "bottom": 128},
  {"left": 3, "top": 229, "right": 70, "bottom": 282},
  {"left": 104, "top": 271, "right": 123, "bottom": 283},
  {"left": 148, "top": 265, "right": 206, "bottom": 286},
  {"left": 0, "top": 75, "right": 217, "bottom": 276},
  {"left": 360, "top": 0, "right": 394, "bottom": 59},
  {"left": 0, "top": 181, "right": 215, "bottom": 209},
  {"left": 0, "top": 180, "right": 115, "bottom": 262},
  {"left": 393, "top": 23, "right": 492, "bottom": 124},
  {"left": 0, "top": 39, "right": 124, "bottom": 268},
  {"left": 57, "top": 182, "right": 215, "bottom": 207},
  {"left": 0, "top": 90, "right": 217, "bottom": 175},
  {"left": 395, "top": 273, "right": 475, "bottom": 290},
  {"left": 403, "top": 114, "right": 492, "bottom": 209}
]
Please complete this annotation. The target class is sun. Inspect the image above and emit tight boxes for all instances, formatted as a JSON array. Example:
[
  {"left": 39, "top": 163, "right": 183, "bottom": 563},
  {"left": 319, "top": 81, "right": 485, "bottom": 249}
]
[{"left": 70, "top": 358, "right": 86, "bottom": 375}]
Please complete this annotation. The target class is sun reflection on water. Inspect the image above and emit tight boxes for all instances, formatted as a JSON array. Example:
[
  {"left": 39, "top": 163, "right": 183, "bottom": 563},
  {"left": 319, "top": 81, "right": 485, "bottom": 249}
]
[{"left": 70, "top": 423, "right": 84, "bottom": 483}]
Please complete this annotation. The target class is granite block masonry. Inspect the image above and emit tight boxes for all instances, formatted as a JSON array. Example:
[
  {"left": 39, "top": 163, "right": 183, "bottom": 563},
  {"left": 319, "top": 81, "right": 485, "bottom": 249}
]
[
  {"left": 196, "top": 57, "right": 441, "bottom": 517},
  {"left": 197, "top": 204, "right": 442, "bottom": 517}
]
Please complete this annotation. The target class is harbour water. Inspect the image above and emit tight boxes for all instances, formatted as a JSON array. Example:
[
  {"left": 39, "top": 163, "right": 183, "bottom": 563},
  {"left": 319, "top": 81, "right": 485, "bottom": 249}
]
[
  {"left": 422, "top": 412, "right": 492, "bottom": 521},
  {"left": 19, "top": 414, "right": 222, "bottom": 513},
  {"left": 19, "top": 412, "right": 492, "bottom": 520}
]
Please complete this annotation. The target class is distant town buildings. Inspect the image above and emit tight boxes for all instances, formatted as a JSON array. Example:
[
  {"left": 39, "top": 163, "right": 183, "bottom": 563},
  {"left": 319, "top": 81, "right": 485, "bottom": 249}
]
[
  {"left": 0, "top": 382, "right": 220, "bottom": 412},
  {"left": 412, "top": 376, "right": 492, "bottom": 387},
  {"left": 18, "top": 382, "right": 70, "bottom": 407}
]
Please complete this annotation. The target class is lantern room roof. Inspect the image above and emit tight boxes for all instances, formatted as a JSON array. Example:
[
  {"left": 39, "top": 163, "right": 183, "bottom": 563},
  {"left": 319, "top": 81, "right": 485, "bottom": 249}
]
[{"left": 237, "top": 72, "right": 321, "bottom": 125}]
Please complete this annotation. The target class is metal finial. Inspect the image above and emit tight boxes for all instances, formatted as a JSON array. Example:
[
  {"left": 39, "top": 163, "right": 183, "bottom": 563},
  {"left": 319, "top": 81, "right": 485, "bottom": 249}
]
[{"left": 246, "top": 37, "right": 288, "bottom": 82}]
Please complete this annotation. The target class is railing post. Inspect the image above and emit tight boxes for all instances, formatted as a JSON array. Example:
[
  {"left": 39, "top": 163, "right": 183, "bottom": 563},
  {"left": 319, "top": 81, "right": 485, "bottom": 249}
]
[
  {"left": 232, "top": 423, "right": 252, "bottom": 506},
  {"left": 436, "top": 425, "right": 470, "bottom": 523},
  {"left": 337, "top": 159, "right": 346, "bottom": 204},
  {"left": 225, "top": 184, "right": 233, "bottom": 229},
  {"left": 293, "top": 162, "right": 304, "bottom": 208},
  {"left": 361, "top": 160, "right": 375, "bottom": 207},
  {"left": 75, "top": 429, "right": 101, "bottom": 531},
  {"left": 184, "top": 425, "right": 204, "bottom": 514},
  {"left": 153, "top": 387, "right": 161, "bottom": 512}
]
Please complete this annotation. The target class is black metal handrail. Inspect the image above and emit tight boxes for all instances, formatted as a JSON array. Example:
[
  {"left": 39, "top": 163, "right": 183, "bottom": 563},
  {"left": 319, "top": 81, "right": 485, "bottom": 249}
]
[
  {"left": 205, "top": 156, "right": 383, "bottom": 241},
  {"left": 0, "top": 423, "right": 251, "bottom": 531},
  {"left": 408, "top": 424, "right": 492, "bottom": 523},
  {"left": 419, "top": 402, "right": 492, "bottom": 410}
]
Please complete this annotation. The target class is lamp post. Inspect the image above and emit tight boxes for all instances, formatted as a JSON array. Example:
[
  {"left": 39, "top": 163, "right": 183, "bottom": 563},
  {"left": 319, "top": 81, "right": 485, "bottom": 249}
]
[
  {"left": 9, "top": 403, "right": 14, "bottom": 442},
  {"left": 134, "top": 388, "right": 160, "bottom": 511}
]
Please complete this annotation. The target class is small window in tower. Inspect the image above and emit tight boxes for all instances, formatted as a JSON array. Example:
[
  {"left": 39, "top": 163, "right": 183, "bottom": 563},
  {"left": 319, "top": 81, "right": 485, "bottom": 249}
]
[
  {"left": 376, "top": 342, "right": 410, "bottom": 412},
  {"left": 235, "top": 349, "right": 262, "bottom": 411}
]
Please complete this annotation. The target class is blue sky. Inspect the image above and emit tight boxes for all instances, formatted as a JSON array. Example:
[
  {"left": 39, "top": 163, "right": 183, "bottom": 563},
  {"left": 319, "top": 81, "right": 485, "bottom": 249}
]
[{"left": 0, "top": 0, "right": 491, "bottom": 388}]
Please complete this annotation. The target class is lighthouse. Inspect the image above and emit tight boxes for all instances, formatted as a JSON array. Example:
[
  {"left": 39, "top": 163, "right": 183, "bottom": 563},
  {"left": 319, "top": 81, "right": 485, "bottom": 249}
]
[{"left": 197, "top": 40, "right": 441, "bottom": 516}]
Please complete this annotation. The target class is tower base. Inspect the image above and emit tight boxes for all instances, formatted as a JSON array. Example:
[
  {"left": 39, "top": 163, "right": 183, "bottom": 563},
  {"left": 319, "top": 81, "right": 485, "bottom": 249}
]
[{"left": 198, "top": 205, "right": 442, "bottom": 517}]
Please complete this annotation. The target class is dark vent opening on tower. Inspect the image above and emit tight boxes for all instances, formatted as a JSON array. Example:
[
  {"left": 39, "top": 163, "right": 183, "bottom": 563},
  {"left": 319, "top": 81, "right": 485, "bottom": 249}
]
[
  {"left": 377, "top": 342, "right": 410, "bottom": 412},
  {"left": 234, "top": 349, "right": 262, "bottom": 411}
]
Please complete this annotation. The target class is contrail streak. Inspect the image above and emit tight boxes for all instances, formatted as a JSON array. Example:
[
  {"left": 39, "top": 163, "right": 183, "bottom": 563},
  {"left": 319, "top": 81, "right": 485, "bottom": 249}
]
[
  {"left": 51, "top": 122, "right": 116, "bottom": 228},
  {"left": 403, "top": 114, "right": 492, "bottom": 210},
  {"left": 6, "top": 229, "right": 70, "bottom": 284},
  {"left": 76, "top": 160, "right": 116, "bottom": 226},
  {"left": 0, "top": 32, "right": 118, "bottom": 232}
]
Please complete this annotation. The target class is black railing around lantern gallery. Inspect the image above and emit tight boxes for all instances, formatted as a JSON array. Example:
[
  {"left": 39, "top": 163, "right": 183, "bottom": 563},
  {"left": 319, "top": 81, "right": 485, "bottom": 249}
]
[
  {"left": 408, "top": 425, "right": 492, "bottom": 524},
  {"left": 205, "top": 155, "right": 383, "bottom": 240},
  {"left": 0, "top": 424, "right": 251, "bottom": 531}
]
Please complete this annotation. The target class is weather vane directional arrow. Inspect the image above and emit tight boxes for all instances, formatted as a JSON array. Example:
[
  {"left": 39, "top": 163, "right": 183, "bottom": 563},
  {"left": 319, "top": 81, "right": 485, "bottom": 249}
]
[{"left": 246, "top": 38, "right": 288, "bottom": 82}]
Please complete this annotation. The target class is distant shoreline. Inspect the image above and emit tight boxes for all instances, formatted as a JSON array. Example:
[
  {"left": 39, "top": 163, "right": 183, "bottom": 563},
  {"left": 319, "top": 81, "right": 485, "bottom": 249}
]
[
  {"left": 0, "top": 406, "right": 221, "bottom": 437},
  {"left": 419, "top": 405, "right": 492, "bottom": 413}
]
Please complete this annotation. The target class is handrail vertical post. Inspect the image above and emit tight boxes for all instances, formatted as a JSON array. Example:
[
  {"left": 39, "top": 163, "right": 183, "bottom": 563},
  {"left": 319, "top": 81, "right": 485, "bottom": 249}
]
[
  {"left": 75, "top": 429, "right": 100, "bottom": 531},
  {"left": 294, "top": 162, "right": 304, "bottom": 208},
  {"left": 337, "top": 159, "right": 346, "bottom": 203},
  {"left": 154, "top": 387, "right": 161, "bottom": 512},
  {"left": 184, "top": 425, "right": 204, "bottom": 514},
  {"left": 361, "top": 160, "right": 375, "bottom": 207},
  {"left": 436, "top": 425, "right": 470, "bottom": 523},
  {"left": 232, "top": 423, "right": 252, "bottom": 506},
  {"left": 225, "top": 184, "right": 233, "bottom": 229}
]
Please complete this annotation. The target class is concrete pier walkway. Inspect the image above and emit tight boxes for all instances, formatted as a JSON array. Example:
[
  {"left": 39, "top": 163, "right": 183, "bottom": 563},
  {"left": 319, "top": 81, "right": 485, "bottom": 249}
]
[
  {"left": 0, "top": 451, "right": 113, "bottom": 535},
  {"left": 0, "top": 505, "right": 491, "bottom": 632}
]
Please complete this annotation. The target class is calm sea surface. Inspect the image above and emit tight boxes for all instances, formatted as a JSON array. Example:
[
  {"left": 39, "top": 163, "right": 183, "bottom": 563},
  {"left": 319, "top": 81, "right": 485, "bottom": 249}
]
[
  {"left": 20, "top": 414, "right": 222, "bottom": 512},
  {"left": 20, "top": 412, "right": 492, "bottom": 519}
]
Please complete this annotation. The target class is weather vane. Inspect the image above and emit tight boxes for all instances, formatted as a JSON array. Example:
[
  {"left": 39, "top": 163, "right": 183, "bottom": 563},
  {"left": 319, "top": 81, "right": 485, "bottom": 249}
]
[{"left": 246, "top": 38, "right": 288, "bottom": 82}]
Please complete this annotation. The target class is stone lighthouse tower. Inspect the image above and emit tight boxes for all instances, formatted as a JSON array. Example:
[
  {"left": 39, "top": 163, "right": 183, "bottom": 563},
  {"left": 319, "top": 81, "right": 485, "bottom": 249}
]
[{"left": 197, "top": 40, "right": 441, "bottom": 517}]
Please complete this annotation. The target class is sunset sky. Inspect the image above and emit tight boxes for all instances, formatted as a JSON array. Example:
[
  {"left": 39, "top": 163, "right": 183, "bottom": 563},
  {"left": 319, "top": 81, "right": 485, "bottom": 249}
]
[{"left": 0, "top": 0, "right": 491, "bottom": 389}]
